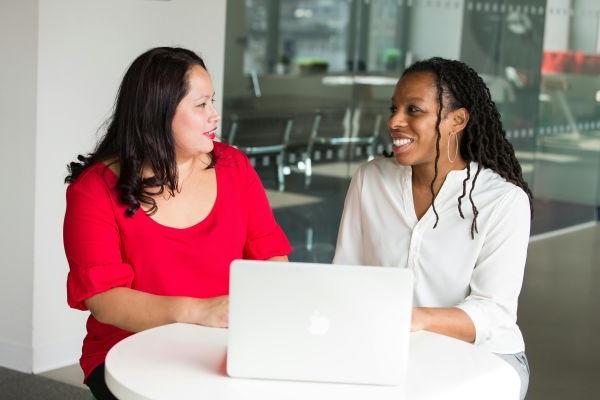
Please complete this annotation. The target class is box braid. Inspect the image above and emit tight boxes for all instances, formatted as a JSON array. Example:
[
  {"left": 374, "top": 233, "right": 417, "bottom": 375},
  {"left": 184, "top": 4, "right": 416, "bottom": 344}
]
[{"left": 385, "top": 57, "right": 533, "bottom": 238}]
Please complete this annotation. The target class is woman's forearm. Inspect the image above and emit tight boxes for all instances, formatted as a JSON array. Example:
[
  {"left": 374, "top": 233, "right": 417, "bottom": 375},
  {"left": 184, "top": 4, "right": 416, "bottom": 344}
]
[
  {"left": 85, "top": 256, "right": 287, "bottom": 333},
  {"left": 412, "top": 307, "right": 476, "bottom": 343},
  {"left": 83, "top": 287, "right": 217, "bottom": 333},
  {"left": 268, "top": 256, "right": 288, "bottom": 262}
]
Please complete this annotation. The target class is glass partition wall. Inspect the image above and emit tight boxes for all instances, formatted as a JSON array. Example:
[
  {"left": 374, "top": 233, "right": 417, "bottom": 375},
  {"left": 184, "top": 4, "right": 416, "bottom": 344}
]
[
  {"left": 223, "top": 0, "right": 600, "bottom": 262},
  {"left": 535, "top": 0, "right": 600, "bottom": 232}
]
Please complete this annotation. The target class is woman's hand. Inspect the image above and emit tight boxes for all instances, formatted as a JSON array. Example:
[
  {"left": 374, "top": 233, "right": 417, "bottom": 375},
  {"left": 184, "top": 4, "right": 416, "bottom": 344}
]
[
  {"left": 409, "top": 306, "right": 476, "bottom": 343},
  {"left": 411, "top": 307, "right": 430, "bottom": 332},
  {"left": 181, "top": 295, "right": 229, "bottom": 328}
]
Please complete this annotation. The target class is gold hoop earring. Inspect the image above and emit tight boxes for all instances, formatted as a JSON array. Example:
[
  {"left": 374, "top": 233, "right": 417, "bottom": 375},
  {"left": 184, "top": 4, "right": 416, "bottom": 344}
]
[{"left": 447, "top": 132, "right": 458, "bottom": 163}]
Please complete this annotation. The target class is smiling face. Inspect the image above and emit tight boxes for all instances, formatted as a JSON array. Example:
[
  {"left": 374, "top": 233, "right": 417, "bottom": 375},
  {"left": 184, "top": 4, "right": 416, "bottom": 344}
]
[
  {"left": 388, "top": 72, "right": 461, "bottom": 168},
  {"left": 171, "top": 65, "right": 220, "bottom": 159}
]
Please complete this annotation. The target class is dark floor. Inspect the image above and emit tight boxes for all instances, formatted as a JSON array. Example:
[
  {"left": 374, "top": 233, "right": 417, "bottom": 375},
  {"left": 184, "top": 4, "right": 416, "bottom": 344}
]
[
  {"left": 519, "top": 225, "right": 600, "bottom": 400},
  {"left": 0, "top": 366, "right": 92, "bottom": 400}
]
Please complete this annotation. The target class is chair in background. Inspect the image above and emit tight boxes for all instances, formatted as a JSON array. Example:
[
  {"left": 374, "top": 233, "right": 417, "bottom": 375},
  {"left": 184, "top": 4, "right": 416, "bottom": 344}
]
[
  {"left": 226, "top": 113, "right": 294, "bottom": 192},
  {"left": 277, "top": 112, "right": 323, "bottom": 186},
  {"left": 353, "top": 105, "right": 385, "bottom": 160},
  {"left": 303, "top": 106, "right": 384, "bottom": 187}
]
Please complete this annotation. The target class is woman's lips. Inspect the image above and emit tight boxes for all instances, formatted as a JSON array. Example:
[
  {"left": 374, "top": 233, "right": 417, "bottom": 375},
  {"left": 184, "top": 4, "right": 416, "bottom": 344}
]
[{"left": 202, "top": 130, "right": 216, "bottom": 140}]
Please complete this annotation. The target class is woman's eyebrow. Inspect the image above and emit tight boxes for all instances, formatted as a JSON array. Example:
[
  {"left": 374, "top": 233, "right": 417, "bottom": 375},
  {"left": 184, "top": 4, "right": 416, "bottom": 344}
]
[
  {"left": 194, "top": 94, "right": 211, "bottom": 101},
  {"left": 391, "top": 96, "right": 425, "bottom": 102}
]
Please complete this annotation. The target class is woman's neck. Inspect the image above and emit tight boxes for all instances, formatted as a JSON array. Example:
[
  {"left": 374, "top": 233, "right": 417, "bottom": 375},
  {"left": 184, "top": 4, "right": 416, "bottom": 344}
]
[
  {"left": 177, "top": 152, "right": 212, "bottom": 177},
  {"left": 138, "top": 152, "right": 212, "bottom": 180}
]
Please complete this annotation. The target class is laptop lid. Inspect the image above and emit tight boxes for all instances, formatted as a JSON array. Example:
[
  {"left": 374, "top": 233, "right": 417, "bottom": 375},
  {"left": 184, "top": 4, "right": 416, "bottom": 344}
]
[{"left": 227, "top": 260, "right": 413, "bottom": 386}]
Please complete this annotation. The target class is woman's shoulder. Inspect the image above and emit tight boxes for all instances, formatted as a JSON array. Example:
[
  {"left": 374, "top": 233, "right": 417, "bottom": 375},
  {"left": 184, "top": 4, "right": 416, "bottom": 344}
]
[
  {"left": 213, "top": 141, "right": 252, "bottom": 170},
  {"left": 476, "top": 164, "right": 527, "bottom": 196},
  {"left": 214, "top": 141, "right": 244, "bottom": 159},
  {"left": 67, "top": 162, "right": 117, "bottom": 195},
  {"left": 475, "top": 164, "right": 530, "bottom": 212}
]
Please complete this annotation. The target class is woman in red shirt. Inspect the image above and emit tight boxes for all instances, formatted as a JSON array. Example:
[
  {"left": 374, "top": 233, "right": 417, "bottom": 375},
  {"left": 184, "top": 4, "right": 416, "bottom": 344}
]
[{"left": 63, "top": 47, "right": 291, "bottom": 400}]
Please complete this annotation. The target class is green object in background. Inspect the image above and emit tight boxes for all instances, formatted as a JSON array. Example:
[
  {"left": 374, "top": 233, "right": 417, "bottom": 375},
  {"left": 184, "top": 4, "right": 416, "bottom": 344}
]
[
  {"left": 382, "top": 48, "right": 401, "bottom": 71},
  {"left": 296, "top": 57, "right": 329, "bottom": 74}
]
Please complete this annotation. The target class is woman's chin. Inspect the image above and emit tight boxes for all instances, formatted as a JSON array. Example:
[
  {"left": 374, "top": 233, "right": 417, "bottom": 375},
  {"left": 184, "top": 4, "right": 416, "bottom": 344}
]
[
  {"left": 177, "top": 141, "right": 214, "bottom": 160},
  {"left": 197, "top": 139, "right": 215, "bottom": 154},
  {"left": 393, "top": 153, "right": 414, "bottom": 166}
]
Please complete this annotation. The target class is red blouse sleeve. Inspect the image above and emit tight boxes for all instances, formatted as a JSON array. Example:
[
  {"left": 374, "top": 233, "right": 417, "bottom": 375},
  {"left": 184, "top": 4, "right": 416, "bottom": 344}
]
[
  {"left": 240, "top": 155, "right": 292, "bottom": 260},
  {"left": 63, "top": 169, "right": 134, "bottom": 310}
]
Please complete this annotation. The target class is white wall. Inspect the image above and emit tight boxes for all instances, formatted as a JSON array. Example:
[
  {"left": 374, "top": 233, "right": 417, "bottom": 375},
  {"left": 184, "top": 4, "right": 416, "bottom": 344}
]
[
  {"left": 570, "top": 0, "right": 600, "bottom": 52},
  {"left": 0, "top": 0, "right": 38, "bottom": 373},
  {"left": 223, "top": 0, "right": 248, "bottom": 99},
  {"left": 543, "top": 0, "right": 571, "bottom": 51},
  {"left": 1, "top": 0, "right": 227, "bottom": 374}
]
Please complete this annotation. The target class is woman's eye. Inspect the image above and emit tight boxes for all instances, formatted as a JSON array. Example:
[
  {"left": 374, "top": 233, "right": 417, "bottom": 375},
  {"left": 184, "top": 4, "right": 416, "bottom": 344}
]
[
  {"left": 198, "top": 99, "right": 215, "bottom": 108},
  {"left": 389, "top": 105, "right": 397, "bottom": 114},
  {"left": 407, "top": 105, "right": 421, "bottom": 113}
]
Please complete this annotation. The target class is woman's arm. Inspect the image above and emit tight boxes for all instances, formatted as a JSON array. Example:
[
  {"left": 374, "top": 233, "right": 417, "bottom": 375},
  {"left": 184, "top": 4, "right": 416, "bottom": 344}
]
[
  {"left": 413, "top": 187, "right": 531, "bottom": 345},
  {"left": 84, "top": 288, "right": 228, "bottom": 333},
  {"left": 241, "top": 151, "right": 292, "bottom": 260},
  {"left": 85, "top": 256, "right": 288, "bottom": 332},
  {"left": 411, "top": 307, "right": 475, "bottom": 343},
  {"left": 86, "top": 256, "right": 287, "bottom": 332}
]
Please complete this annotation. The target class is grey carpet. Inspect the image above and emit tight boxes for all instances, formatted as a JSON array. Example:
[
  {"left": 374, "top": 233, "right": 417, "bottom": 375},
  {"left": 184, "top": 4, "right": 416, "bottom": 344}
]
[{"left": 0, "top": 367, "right": 93, "bottom": 400}]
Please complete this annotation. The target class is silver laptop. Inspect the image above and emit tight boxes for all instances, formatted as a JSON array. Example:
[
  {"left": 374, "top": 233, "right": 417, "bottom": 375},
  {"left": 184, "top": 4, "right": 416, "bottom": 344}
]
[{"left": 227, "top": 260, "right": 413, "bottom": 386}]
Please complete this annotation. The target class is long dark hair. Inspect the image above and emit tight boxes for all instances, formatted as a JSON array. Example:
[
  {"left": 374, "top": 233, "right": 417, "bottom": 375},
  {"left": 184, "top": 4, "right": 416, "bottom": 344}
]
[
  {"left": 386, "top": 57, "right": 533, "bottom": 238},
  {"left": 65, "top": 46, "right": 215, "bottom": 216}
]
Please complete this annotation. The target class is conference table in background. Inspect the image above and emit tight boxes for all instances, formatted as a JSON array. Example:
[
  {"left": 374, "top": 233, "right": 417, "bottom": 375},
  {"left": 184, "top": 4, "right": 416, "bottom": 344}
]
[{"left": 105, "top": 323, "right": 520, "bottom": 400}]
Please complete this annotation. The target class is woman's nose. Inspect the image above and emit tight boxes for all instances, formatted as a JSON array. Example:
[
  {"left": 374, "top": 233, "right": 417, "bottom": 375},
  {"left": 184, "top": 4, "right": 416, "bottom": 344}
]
[
  {"left": 388, "top": 112, "right": 407, "bottom": 129},
  {"left": 210, "top": 107, "right": 220, "bottom": 123}
]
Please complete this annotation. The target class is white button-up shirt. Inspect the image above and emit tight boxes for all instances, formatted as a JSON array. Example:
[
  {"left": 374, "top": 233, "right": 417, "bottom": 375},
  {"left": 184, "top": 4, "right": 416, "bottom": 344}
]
[{"left": 333, "top": 157, "right": 530, "bottom": 354}]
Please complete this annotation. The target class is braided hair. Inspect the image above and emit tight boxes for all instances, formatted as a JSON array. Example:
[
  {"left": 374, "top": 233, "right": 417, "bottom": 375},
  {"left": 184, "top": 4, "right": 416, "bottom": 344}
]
[{"left": 385, "top": 57, "right": 533, "bottom": 238}]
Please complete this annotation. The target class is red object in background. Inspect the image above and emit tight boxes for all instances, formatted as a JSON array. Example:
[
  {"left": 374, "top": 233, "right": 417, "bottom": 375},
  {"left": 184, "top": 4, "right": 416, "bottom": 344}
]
[
  {"left": 583, "top": 54, "right": 600, "bottom": 74},
  {"left": 542, "top": 50, "right": 600, "bottom": 74},
  {"left": 572, "top": 51, "right": 585, "bottom": 73},
  {"left": 542, "top": 51, "right": 566, "bottom": 73}
]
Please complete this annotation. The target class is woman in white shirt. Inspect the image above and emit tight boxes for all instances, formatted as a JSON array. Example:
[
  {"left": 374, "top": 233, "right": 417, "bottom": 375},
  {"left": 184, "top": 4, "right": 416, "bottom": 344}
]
[{"left": 334, "top": 57, "right": 532, "bottom": 399}]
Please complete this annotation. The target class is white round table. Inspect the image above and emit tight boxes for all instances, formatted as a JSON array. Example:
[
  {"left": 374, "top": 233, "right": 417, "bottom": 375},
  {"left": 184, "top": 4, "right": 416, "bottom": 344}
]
[{"left": 105, "top": 323, "right": 519, "bottom": 400}]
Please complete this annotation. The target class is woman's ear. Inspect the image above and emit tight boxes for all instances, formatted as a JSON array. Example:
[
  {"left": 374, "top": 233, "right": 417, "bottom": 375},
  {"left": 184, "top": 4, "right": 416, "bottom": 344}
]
[{"left": 451, "top": 107, "right": 469, "bottom": 133}]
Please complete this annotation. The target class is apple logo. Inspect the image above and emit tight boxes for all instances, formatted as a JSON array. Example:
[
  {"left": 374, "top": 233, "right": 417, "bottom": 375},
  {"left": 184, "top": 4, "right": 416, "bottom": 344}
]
[{"left": 308, "top": 310, "right": 330, "bottom": 335}]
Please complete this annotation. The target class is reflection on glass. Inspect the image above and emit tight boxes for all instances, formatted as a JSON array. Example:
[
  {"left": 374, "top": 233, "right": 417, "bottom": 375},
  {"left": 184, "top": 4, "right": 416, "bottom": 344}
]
[
  {"left": 223, "top": 0, "right": 600, "bottom": 261},
  {"left": 534, "top": 0, "right": 600, "bottom": 231},
  {"left": 242, "top": 0, "right": 351, "bottom": 76}
]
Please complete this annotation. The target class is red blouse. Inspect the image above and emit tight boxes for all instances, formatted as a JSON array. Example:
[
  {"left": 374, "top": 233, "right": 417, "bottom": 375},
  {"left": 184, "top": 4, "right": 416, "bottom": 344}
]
[{"left": 63, "top": 142, "right": 292, "bottom": 381}]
